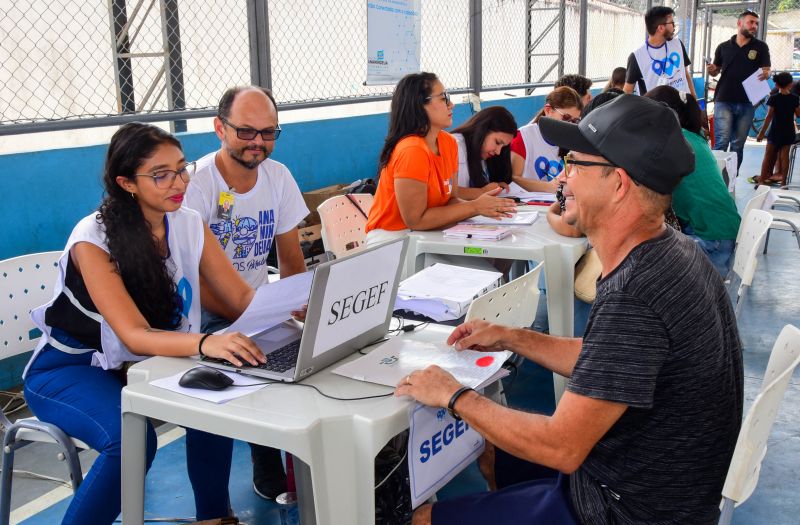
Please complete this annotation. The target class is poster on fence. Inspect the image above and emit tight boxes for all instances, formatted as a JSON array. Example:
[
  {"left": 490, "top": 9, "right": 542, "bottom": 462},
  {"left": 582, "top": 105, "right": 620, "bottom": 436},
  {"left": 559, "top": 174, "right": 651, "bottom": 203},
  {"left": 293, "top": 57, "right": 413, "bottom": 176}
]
[{"left": 366, "top": 0, "right": 421, "bottom": 85}]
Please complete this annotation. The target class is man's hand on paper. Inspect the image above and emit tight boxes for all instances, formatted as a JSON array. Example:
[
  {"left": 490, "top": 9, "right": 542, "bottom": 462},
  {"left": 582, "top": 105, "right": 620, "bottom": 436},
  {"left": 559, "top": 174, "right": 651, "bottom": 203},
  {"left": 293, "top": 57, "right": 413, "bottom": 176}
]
[
  {"left": 447, "top": 319, "right": 510, "bottom": 353},
  {"left": 394, "top": 365, "right": 462, "bottom": 408},
  {"left": 758, "top": 67, "right": 771, "bottom": 81},
  {"left": 291, "top": 304, "right": 308, "bottom": 322},
  {"left": 203, "top": 332, "right": 266, "bottom": 367}
]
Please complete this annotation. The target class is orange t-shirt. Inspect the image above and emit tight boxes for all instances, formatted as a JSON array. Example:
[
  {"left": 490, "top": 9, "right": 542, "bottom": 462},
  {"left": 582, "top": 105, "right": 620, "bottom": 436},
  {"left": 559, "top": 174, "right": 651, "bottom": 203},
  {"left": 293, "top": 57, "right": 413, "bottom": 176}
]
[{"left": 366, "top": 133, "right": 458, "bottom": 232}]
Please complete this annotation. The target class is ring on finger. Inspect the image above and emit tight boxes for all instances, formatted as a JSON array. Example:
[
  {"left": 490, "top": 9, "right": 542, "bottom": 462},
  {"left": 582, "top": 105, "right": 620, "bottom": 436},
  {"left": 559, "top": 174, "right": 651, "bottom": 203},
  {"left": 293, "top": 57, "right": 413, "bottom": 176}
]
[{"left": 406, "top": 375, "right": 411, "bottom": 385}]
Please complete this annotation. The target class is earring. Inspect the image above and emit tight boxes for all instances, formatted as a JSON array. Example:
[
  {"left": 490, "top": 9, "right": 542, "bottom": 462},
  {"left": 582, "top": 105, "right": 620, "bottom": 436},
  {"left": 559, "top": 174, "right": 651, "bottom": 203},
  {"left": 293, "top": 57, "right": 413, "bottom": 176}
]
[{"left": 130, "top": 192, "right": 136, "bottom": 199}]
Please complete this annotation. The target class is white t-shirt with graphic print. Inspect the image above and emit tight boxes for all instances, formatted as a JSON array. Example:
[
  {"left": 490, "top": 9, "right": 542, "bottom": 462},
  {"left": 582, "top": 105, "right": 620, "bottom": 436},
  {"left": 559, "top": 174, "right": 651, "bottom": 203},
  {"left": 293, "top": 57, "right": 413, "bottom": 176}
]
[{"left": 184, "top": 152, "right": 309, "bottom": 289}]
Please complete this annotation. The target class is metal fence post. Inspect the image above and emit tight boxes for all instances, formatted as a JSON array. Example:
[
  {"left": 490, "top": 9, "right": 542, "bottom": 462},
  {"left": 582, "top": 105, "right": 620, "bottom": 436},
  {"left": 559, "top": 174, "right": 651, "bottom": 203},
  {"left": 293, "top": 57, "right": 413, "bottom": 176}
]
[
  {"left": 247, "top": 0, "right": 272, "bottom": 90},
  {"left": 578, "top": 0, "right": 588, "bottom": 76},
  {"left": 162, "top": 0, "right": 187, "bottom": 132},
  {"left": 108, "top": 0, "right": 136, "bottom": 114},
  {"left": 469, "top": 0, "right": 482, "bottom": 97},
  {"left": 558, "top": 0, "right": 565, "bottom": 79},
  {"left": 757, "top": 0, "right": 768, "bottom": 41}
]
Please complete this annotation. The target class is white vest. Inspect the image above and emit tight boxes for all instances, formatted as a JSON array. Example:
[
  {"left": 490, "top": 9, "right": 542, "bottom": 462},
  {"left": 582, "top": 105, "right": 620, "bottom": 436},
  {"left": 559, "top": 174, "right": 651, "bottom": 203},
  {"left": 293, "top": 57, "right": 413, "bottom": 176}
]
[
  {"left": 633, "top": 38, "right": 690, "bottom": 94},
  {"left": 518, "top": 122, "right": 563, "bottom": 181},
  {"left": 24, "top": 207, "right": 204, "bottom": 374}
]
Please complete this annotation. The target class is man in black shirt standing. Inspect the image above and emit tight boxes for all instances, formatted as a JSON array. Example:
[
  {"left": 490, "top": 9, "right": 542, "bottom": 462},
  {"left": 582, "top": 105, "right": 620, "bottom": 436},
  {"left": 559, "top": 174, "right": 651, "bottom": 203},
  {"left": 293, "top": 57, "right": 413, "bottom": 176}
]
[
  {"left": 398, "top": 95, "right": 743, "bottom": 525},
  {"left": 708, "top": 10, "right": 771, "bottom": 169}
]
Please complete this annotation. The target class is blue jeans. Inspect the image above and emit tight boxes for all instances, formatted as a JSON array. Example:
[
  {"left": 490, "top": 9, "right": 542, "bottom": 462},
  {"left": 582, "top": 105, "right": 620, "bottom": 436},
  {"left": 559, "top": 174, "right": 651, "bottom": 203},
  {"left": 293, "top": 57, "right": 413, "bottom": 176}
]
[
  {"left": 24, "top": 346, "right": 233, "bottom": 525},
  {"left": 713, "top": 101, "right": 757, "bottom": 169},
  {"left": 683, "top": 226, "right": 735, "bottom": 277}
]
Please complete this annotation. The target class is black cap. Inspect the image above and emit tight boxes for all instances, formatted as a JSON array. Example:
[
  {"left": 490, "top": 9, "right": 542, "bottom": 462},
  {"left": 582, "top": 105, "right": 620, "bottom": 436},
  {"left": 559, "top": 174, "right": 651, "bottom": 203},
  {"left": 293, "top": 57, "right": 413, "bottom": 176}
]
[{"left": 539, "top": 94, "right": 695, "bottom": 194}]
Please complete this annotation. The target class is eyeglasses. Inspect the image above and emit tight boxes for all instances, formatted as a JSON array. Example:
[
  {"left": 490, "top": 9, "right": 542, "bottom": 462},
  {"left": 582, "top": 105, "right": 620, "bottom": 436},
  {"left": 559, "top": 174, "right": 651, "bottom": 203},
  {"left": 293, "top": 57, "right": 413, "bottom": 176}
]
[
  {"left": 563, "top": 153, "right": 616, "bottom": 178},
  {"left": 663, "top": 21, "right": 677, "bottom": 27},
  {"left": 220, "top": 117, "right": 282, "bottom": 141},
  {"left": 425, "top": 91, "right": 451, "bottom": 106},
  {"left": 135, "top": 161, "right": 196, "bottom": 188},
  {"left": 552, "top": 106, "right": 580, "bottom": 123}
]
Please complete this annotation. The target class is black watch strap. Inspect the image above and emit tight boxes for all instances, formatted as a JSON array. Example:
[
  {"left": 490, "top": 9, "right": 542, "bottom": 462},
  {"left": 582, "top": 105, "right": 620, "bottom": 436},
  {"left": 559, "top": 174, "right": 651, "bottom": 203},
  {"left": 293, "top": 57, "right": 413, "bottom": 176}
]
[{"left": 447, "top": 386, "right": 474, "bottom": 421}]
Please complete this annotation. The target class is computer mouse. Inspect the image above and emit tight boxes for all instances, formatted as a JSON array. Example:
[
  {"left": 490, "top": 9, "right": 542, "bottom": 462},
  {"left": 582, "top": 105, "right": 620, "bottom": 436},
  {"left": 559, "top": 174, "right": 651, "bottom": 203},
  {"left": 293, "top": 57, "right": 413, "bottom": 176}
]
[{"left": 178, "top": 367, "right": 234, "bottom": 391}]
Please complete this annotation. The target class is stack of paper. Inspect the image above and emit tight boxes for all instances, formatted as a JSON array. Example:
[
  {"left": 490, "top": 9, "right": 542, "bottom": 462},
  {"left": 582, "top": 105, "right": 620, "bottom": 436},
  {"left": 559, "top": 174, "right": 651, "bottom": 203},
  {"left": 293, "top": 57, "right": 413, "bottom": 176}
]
[
  {"left": 460, "top": 211, "right": 538, "bottom": 226},
  {"left": 505, "top": 182, "right": 557, "bottom": 204},
  {"left": 443, "top": 224, "right": 513, "bottom": 241},
  {"left": 331, "top": 336, "right": 510, "bottom": 390},
  {"left": 395, "top": 263, "right": 501, "bottom": 321}
]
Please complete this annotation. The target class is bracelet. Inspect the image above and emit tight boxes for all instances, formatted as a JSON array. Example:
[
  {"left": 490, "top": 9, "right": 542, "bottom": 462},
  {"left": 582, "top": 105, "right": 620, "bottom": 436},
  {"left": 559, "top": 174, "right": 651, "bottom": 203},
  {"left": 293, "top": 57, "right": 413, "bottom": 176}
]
[
  {"left": 447, "top": 386, "right": 474, "bottom": 421},
  {"left": 198, "top": 333, "right": 212, "bottom": 357}
]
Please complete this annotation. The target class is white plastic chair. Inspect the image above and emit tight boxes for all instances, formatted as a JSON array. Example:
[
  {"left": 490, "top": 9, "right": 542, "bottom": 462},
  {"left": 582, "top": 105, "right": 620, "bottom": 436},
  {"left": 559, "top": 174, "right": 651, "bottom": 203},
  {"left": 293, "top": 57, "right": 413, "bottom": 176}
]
[
  {"left": 718, "top": 324, "right": 800, "bottom": 525},
  {"left": 735, "top": 185, "right": 771, "bottom": 246},
  {"left": 464, "top": 262, "right": 544, "bottom": 397},
  {"left": 727, "top": 210, "right": 772, "bottom": 318},
  {"left": 0, "top": 251, "right": 90, "bottom": 525},
  {"left": 465, "top": 262, "right": 543, "bottom": 329},
  {"left": 317, "top": 193, "right": 374, "bottom": 259}
]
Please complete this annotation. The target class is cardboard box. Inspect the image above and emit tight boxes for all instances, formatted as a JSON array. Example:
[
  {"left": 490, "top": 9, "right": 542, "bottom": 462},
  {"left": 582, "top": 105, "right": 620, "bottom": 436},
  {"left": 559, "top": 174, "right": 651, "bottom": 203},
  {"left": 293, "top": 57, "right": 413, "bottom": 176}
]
[{"left": 302, "top": 183, "right": 350, "bottom": 225}]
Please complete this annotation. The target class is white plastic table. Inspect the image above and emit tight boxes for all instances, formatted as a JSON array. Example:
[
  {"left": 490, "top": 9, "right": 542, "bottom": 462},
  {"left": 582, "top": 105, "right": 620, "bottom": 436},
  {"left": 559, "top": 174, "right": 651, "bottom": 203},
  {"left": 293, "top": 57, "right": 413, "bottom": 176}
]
[
  {"left": 406, "top": 214, "right": 587, "bottom": 337},
  {"left": 121, "top": 325, "right": 455, "bottom": 525}
]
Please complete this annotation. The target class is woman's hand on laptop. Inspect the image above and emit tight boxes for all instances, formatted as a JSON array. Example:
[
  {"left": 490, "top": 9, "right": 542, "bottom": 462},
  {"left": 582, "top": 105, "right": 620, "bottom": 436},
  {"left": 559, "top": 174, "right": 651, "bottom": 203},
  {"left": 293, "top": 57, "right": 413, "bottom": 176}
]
[
  {"left": 202, "top": 332, "right": 266, "bottom": 367},
  {"left": 447, "top": 320, "right": 510, "bottom": 353},
  {"left": 394, "top": 365, "right": 462, "bottom": 408},
  {"left": 291, "top": 304, "right": 308, "bottom": 322}
]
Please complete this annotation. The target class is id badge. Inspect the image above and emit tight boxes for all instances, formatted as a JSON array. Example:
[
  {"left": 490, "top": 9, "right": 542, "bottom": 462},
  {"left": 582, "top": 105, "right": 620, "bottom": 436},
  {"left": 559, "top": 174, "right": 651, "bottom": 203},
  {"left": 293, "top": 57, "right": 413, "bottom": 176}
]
[
  {"left": 217, "top": 191, "right": 235, "bottom": 220},
  {"left": 657, "top": 76, "right": 669, "bottom": 87}
]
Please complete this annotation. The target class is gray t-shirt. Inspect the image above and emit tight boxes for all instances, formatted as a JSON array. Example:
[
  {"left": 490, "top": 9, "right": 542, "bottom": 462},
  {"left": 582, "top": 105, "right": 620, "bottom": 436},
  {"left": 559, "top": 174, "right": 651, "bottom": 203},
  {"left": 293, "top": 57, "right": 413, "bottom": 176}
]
[{"left": 567, "top": 227, "right": 743, "bottom": 524}]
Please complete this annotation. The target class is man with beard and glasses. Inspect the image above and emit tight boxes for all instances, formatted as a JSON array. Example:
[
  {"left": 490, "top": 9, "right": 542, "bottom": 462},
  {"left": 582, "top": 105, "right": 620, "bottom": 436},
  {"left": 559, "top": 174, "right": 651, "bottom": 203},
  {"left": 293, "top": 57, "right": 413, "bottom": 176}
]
[
  {"left": 184, "top": 86, "right": 308, "bottom": 500},
  {"left": 708, "top": 10, "right": 771, "bottom": 169},
  {"left": 624, "top": 6, "right": 697, "bottom": 98}
]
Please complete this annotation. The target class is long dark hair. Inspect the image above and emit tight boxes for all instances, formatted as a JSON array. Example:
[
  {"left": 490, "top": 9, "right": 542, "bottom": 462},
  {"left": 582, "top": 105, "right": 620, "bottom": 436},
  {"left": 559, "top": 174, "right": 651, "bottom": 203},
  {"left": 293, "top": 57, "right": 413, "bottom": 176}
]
[
  {"left": 452, "top": 106, "right": 518, "bottom": 187},
  {"left": 378, "top": 72, "right": 439, "bottom": 171},
  {"left": 643, "top": 86, "right": 703, "bottom": 135},
  {"left": 97, "top": 123, "right": 184, "bottom": 330}
]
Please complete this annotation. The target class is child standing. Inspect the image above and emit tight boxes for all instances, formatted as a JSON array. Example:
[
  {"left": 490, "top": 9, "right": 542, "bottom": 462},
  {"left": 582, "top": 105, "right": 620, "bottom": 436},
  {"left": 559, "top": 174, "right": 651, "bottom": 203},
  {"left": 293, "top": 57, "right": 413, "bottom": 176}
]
[{"left": 754, "top": 72, "right": 800, "bottom": 186}]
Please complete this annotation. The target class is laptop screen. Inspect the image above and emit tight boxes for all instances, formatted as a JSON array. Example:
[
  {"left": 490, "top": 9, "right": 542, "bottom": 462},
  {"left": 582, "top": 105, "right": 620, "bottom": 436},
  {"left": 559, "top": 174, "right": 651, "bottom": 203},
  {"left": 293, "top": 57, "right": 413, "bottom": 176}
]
[{"left": 309, "top": 240, "right": 405, "bottom": 358}]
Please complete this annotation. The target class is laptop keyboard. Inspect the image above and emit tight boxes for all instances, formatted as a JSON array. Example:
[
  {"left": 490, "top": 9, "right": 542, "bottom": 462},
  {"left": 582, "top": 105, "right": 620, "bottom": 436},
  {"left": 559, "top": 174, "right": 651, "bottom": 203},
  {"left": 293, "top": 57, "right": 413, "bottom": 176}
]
[{"left": 201, "top": 339, "right": 301, "bottom": 373}]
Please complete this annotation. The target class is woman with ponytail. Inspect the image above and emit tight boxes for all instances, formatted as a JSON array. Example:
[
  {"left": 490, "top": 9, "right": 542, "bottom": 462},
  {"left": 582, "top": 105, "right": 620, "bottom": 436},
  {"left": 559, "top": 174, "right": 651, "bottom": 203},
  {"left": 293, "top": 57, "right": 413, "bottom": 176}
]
[
  {"left": 23, "top": 123, "right": 264, "bottom": 525},
  {"left": 366, "top": 72, "right": 517, "bottom": 243}
]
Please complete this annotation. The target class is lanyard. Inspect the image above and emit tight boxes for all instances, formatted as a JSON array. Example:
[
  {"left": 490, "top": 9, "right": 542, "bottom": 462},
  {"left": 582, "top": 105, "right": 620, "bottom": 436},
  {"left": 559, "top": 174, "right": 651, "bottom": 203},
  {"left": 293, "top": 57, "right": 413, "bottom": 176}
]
[{"left": 645, "top": 39, "right": 668, "bottom": 76}]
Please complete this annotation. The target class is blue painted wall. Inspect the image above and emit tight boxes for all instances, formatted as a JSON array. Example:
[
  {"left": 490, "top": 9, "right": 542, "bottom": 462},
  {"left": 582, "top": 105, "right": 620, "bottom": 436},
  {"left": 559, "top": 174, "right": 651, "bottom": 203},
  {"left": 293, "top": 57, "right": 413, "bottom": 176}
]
[
  {"left": 0, "top": 96, "right": 548, "bottom": 260},
  {"left": 0, "top": 79, "right": 707, "bottom": 261}
]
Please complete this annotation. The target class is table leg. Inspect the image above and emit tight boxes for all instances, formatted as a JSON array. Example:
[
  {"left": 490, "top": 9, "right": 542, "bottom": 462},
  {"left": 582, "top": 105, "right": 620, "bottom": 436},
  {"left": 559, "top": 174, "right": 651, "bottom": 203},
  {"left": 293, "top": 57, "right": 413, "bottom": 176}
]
[
  {"left": 305, "top": 420, "right": 379, "bottom": 525},
  {"left": 293, "top": 458, "right": 317, "bottom": 524},
  {"left": 542, "top": 244, "right": 576, "bottom": 403},
  {"left": 121, "top": 411, "right": 147, "bottom": 525}
]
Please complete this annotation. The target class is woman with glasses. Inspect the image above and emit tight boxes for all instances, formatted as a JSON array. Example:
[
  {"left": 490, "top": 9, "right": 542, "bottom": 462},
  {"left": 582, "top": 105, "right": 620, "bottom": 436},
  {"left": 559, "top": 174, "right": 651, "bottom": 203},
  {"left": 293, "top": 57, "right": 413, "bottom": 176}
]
[
  {"left": 450, "top": 106, "right": 518, "bottom": 200},
  {"left": 366, "top": 72, "right": 517, "bottom": 243},
  {"left": 23, "top": 123, "right": 265, "bottom": 525},
  {"left": 509, "top": 86, "right": 583, "bottom": 193}
]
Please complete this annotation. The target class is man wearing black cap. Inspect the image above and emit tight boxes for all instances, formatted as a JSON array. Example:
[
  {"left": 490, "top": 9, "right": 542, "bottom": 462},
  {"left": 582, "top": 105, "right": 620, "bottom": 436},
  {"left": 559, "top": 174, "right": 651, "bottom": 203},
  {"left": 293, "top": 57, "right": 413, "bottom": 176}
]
[{"left": 397, "top": 95, "right": 743, "bottom": 525}]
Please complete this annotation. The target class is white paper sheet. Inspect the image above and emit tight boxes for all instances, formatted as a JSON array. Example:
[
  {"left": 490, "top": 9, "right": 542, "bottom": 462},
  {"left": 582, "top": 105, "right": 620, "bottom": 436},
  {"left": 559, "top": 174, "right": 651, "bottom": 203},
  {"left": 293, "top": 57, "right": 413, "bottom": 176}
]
[
  {"left": 150, "top": 366, "right": 270, "bottom": 404},
  {"left": 459, "top": 211, "right": 538, "bottom": 226},
  {"left": 397, "top": 263, "right": 501, "bottom": 304},
  {"left": 505, "top": 182, "right": 557, "bottom": 202},
  {"left": 742, "top": 69, "right": 771, "bottom": 106},
  {"left": 331, "top": 336, "right": 508, "bottom": 389},
  {"left": 223, "top": 271, "right": 313, "bottom": 337}
]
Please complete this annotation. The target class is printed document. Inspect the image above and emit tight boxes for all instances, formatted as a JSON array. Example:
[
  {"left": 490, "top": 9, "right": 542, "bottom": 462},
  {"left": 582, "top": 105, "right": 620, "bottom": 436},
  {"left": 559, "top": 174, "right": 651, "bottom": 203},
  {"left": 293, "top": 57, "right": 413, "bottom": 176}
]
[{"left": 742, "top": 69, "right": 771, "bottom": 106}]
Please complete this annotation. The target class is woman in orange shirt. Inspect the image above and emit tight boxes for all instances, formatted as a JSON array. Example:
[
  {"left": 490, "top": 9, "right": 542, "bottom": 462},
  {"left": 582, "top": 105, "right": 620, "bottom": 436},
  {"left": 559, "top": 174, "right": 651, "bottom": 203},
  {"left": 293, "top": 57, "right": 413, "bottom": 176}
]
[{"left": 366, "top": 72, "right": 517, "bottom": 244}]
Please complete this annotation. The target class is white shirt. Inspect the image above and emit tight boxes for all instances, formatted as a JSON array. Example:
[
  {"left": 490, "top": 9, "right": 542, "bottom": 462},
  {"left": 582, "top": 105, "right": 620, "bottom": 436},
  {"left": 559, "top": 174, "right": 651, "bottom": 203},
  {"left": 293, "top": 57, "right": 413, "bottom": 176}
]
[
  {"left": 452, "top": 132, "right": 488, "bottom": 188},
  {"left": 184, "top": 153, "right": 309, "bottom": 288},
  {"left": 518, "top": 122, "right": 562, "bottom": 181},
  {"left": 25, "top": 207, "right": 204, "bottom": 373}
]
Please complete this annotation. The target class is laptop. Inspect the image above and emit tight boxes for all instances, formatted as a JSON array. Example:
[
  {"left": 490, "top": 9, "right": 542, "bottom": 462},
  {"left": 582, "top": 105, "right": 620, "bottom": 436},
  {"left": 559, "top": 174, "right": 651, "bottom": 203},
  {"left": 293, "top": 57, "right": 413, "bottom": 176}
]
[{"left": 201, "top": 237, "right": 408, "bottom": 382}]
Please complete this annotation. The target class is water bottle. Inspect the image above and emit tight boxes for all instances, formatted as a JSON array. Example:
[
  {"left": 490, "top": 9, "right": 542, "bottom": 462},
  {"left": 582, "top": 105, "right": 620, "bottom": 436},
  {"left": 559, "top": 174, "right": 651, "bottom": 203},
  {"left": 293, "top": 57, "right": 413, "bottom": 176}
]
[{"left": 276, "top": 491, "right": 300, "bottom": 525}]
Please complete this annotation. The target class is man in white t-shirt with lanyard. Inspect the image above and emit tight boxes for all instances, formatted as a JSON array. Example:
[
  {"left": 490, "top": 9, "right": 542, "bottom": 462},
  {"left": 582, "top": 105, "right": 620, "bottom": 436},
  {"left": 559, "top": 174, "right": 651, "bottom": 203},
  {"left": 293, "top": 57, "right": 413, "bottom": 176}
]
[
  {"left": 184, "top": 85, "right": 309, "bottom": 501},
  {"left": 624, "top": 6, "right": 697, "bottom": 98}
]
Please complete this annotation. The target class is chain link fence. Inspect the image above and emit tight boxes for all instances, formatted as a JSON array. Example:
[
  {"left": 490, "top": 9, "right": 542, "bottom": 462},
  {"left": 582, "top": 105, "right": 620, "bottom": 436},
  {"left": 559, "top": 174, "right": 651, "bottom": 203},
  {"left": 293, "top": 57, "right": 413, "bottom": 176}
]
[{"left": 1, "top": 0, "right": 735, "bottom": 132}]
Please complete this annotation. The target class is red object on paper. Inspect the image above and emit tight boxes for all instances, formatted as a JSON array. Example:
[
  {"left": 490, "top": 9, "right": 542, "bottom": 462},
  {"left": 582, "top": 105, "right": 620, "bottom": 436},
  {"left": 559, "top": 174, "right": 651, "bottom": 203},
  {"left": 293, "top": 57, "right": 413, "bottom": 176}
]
[{"left": 475, "top": 356, "right": 495, "bottom": 367}]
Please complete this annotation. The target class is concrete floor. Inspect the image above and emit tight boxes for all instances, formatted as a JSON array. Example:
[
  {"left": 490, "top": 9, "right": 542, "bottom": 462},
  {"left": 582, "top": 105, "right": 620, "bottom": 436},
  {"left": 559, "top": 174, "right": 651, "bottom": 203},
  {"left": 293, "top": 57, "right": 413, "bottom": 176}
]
[{"left": 6, "top": 141, "right": 800, "bottom": 524}]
